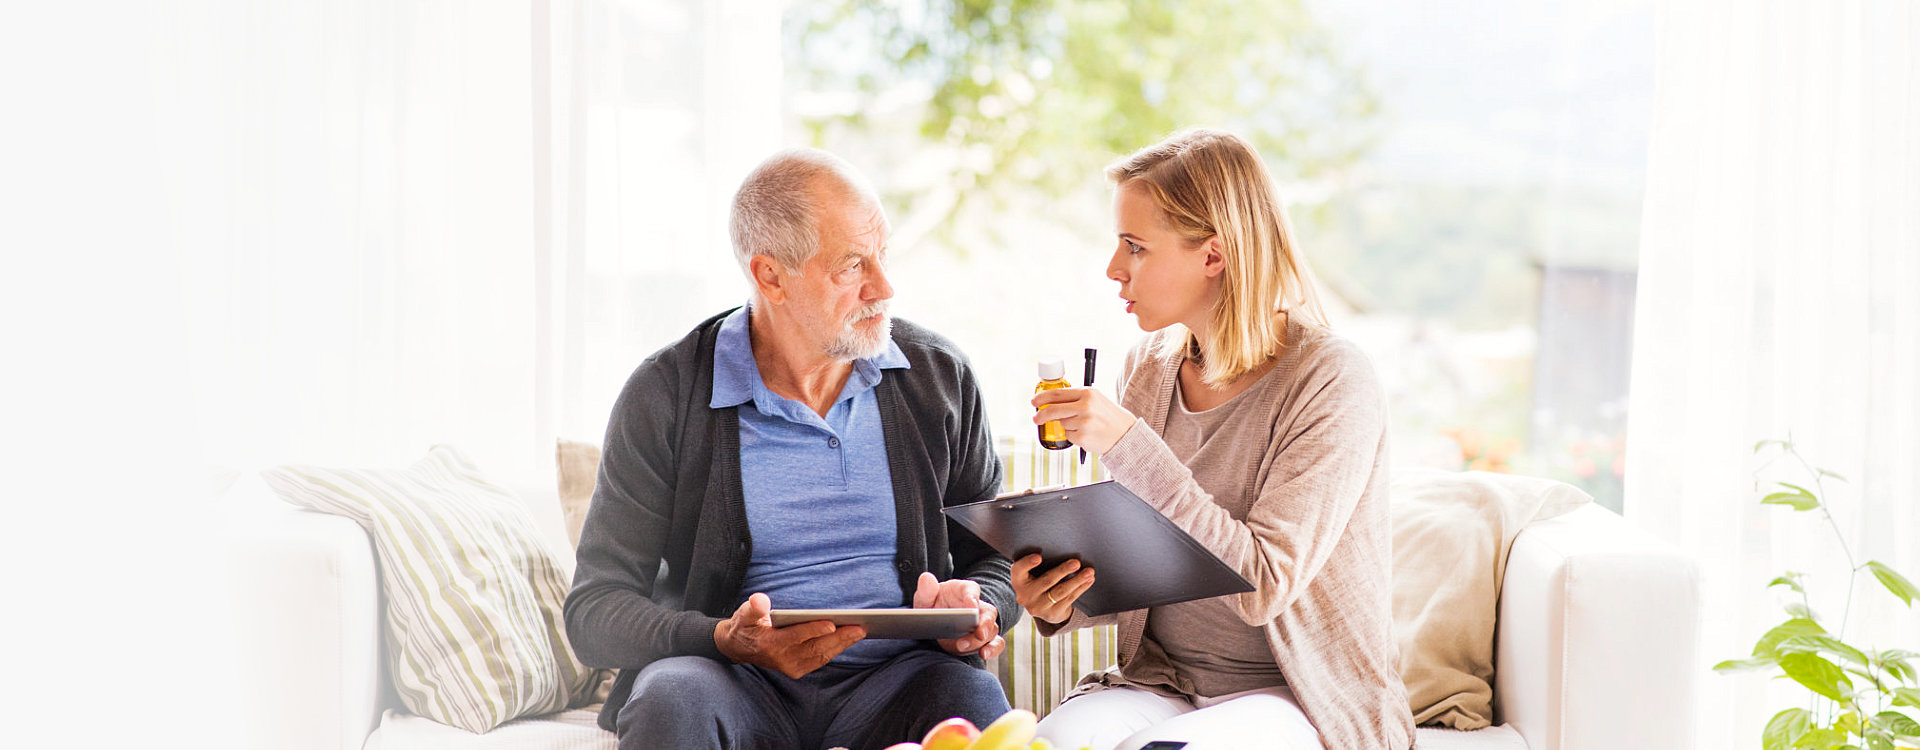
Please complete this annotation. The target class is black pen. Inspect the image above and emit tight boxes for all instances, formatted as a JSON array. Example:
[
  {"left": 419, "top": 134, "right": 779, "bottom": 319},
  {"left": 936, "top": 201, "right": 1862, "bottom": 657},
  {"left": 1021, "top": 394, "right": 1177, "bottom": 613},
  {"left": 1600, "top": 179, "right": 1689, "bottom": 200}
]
[{"left": 1080, "top": 348, "right": 1097, "bottom": 464}]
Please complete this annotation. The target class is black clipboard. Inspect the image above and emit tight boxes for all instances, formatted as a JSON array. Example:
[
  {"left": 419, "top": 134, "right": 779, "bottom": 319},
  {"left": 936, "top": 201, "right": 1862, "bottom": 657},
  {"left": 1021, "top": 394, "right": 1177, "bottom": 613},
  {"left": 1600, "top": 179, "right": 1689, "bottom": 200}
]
[{"left": 944, "top": 480, "right": 1254, "bottom": 617}]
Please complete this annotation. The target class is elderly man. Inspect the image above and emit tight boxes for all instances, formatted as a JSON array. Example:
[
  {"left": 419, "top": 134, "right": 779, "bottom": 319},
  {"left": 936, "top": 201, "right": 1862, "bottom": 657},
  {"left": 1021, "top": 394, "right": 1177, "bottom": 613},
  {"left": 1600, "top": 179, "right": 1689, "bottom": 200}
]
[{"left": 564, "top": 148, "right": 1019, "bottom": 750}]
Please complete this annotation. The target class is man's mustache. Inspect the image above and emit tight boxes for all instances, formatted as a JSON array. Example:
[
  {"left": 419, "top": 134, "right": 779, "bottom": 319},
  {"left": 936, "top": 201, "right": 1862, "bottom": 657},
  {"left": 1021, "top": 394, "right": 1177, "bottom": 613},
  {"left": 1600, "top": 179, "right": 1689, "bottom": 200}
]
[{"left": 848, "top": 302, "right": 889, "bottom": 324}]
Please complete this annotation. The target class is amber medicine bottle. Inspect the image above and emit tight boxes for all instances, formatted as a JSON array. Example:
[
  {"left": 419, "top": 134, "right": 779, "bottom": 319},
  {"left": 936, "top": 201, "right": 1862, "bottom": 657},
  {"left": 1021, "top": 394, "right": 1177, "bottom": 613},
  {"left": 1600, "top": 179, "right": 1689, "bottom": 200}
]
[{"left": 1035, "top": 359, "right": 1072, "bottom": 450}]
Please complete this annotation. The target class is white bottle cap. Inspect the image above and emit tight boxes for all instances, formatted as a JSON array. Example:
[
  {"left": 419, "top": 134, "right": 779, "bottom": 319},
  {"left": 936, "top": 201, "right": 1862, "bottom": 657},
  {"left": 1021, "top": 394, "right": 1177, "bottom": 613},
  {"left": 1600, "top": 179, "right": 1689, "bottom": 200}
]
[{"left": 1038, "top": 358, "right": 1064, "bottom": 380}]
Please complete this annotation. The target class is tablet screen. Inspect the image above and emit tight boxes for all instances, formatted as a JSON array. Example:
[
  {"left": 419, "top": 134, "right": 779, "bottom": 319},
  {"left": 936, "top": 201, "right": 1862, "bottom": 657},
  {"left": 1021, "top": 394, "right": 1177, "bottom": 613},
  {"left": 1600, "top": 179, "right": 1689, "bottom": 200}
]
[{"left": 767, "top": 608, "right": 978, "bottom": 640}]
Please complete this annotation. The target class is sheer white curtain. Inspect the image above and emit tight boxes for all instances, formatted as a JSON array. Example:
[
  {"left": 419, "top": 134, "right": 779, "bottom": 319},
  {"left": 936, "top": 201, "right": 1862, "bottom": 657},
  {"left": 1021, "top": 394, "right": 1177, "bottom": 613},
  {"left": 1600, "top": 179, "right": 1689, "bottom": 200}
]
[
  {"left": 8, "top": 2, "right": 774, "bottom": 745},
  {"left": 178, "top": 0, "right": 779, "bottom": 482},
  {"left": 6, "top": 5, "right": 249, "bottom": 747},
  {"left": 182, "top": 0, "right": 542, "bottom": 481},
  {"left": 536, "top": 0, "right": 781, "bottom": 449},
  {"left": 1625, "top": 0, "right": 1918, "bottom": 745}
]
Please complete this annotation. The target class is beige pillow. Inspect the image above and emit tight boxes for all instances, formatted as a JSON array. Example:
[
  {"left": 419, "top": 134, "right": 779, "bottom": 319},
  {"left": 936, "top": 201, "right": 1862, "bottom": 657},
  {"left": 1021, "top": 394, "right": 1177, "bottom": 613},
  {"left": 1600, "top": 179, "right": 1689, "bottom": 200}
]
[
  {"left": 1390, "top": 468, "right": 1590, "bottom": 729},
  {"left": 263, "top": 445, "right": 606, "bottom": 732},
  {"left": 556, "top": 438, "right": 601, "bottom": 549}
]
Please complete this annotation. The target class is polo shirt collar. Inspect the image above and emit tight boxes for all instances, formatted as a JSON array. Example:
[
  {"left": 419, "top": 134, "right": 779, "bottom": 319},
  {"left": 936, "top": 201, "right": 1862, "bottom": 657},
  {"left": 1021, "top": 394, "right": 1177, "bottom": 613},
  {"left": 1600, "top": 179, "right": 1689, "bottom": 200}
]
[{"left": 709, "top": 304, "right": 910, "bottom": 411}]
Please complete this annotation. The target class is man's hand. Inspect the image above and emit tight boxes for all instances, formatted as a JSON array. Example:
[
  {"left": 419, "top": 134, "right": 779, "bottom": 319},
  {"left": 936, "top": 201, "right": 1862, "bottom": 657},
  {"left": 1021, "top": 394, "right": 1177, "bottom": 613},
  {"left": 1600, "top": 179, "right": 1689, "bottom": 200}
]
[
  {"left": 713, "top": 593, "right": 866, "bottom": 679},
  {"left": 912, "top": 572, "right": 1005, "bottom": 659}
]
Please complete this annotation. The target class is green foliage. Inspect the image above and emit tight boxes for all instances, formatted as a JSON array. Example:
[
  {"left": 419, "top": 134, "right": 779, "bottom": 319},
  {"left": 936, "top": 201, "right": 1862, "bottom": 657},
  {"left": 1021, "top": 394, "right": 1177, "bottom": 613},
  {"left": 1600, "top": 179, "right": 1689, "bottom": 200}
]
[
  {"left": 1297, "top": 178, "right": 1644, "bottom": 333},
  {"left": 1722, "top": 439, "right": 1920, "bottom": 749},
  {"left": 1765, "top": 482, "right": 1823, "bottom": 511},
  {"left": 1867, "top": 562, "right": 1920, "bottom": 607},
  {"left": 1297, "top": 183, "right": 1545, "bottom": 327},
  {"left": 1780, "top": 652, "right": 1853, "bottom": 702},
  {"left": 786, "top": 0, "right": 1379, "bottom": 237},
  {"left": 1766, "top": 708, "right": 1813, "bottom": 750}
]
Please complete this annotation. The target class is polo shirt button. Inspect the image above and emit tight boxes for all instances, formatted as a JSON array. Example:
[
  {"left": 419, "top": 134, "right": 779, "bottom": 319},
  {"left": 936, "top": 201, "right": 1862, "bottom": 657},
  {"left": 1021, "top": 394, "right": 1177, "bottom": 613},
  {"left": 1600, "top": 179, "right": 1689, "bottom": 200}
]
[{"left": 828, "top": 437, "right": 840, "bottom": 448}]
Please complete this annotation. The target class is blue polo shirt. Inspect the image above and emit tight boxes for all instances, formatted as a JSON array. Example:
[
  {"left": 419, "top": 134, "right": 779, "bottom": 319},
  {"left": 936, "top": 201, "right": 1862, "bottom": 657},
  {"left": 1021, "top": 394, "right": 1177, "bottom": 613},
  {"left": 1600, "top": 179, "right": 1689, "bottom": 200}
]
[{"left": 709, "top": 305, "right": 913, "bottom": 665}]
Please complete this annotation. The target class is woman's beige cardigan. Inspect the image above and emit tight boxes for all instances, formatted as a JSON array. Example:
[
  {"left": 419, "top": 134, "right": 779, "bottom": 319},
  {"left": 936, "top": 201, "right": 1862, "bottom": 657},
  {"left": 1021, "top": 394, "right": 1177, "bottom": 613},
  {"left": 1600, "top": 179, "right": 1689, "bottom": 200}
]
[{"left": 1038, "top": 322, "right": 1415, "bottom": 750}]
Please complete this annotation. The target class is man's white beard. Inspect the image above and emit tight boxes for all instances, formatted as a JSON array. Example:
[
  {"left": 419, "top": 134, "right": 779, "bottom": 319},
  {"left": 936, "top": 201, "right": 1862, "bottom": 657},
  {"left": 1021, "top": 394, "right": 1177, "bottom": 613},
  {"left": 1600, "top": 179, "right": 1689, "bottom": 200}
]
[{"left": 824, "top": 302, "right": 891, "bottom": 360}]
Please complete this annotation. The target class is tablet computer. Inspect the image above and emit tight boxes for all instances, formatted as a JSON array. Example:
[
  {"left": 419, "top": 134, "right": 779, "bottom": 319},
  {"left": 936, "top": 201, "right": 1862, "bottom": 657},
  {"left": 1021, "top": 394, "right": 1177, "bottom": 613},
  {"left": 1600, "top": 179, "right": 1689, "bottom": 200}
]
[
  {"left": 767, "top": 608, "right": 978, "bottom": 640},
  {"left": 944, "top": 480, "right": 1254, "bottom": 617}
]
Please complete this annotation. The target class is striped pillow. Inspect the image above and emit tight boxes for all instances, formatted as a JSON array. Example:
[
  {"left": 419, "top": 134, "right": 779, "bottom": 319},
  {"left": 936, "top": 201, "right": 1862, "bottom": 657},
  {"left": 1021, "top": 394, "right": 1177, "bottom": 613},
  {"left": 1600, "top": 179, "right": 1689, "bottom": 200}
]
[{"left": 263, "top": 445, "right": 603, "bottom": 733}]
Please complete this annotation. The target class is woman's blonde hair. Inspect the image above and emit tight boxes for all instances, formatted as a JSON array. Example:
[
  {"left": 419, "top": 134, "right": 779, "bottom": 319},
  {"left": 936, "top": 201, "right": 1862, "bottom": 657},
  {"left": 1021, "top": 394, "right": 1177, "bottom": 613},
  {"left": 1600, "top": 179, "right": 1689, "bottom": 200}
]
[{"left": 1107, "top": 128, "right": 1329, "bottom": 386}]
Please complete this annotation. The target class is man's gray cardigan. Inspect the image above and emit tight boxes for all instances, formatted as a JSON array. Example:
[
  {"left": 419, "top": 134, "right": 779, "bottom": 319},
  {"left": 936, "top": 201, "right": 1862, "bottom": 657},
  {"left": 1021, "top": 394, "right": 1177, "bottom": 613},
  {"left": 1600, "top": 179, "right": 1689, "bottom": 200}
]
[{"left": 564, "top": 309, "right": 1020, "bottom": 731}]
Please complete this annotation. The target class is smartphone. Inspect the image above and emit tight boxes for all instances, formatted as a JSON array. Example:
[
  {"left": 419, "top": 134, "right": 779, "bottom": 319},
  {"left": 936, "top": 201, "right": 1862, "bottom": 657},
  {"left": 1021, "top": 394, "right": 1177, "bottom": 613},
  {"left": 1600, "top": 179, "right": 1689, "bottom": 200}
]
[{"left": 1137, "top": 743, "right": 1189, "bottom": 750}]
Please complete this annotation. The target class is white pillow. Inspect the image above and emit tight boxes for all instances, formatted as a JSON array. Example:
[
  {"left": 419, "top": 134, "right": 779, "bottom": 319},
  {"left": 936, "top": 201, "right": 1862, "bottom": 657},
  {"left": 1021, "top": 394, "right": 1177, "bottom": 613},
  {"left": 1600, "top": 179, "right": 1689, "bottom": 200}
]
[
  {"left": 555, "top": 438, "right": 601, "bottom": 550},
  {"left": 1390, "top": 468, "right": 1590, "bottom": 729},
  {"left": 263, "top": 445, "right": 604, "bottom": 733}
]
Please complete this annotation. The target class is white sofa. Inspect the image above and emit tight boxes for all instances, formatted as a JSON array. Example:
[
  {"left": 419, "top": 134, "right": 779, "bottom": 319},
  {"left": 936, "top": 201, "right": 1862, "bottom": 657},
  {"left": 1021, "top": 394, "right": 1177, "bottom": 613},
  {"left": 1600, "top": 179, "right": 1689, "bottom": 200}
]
[{"left": 225, "top": 487, "right": 1700, "bottom": 750}]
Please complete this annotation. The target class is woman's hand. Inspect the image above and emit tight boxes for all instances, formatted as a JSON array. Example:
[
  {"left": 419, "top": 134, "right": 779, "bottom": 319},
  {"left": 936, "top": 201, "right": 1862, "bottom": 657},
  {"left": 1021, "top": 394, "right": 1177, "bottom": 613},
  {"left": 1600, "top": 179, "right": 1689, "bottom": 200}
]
[
  {"left": 1010, "top": 554, "right": 1095, "bottom": 625},
  {"left": 1030, "top": 386, "right": 1136, "bottom": 455}
]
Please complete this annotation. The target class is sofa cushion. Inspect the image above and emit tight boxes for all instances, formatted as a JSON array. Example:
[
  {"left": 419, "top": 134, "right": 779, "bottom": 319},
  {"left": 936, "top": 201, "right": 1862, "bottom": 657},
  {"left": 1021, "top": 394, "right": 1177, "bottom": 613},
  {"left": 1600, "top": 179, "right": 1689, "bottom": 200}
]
[
  {"left": 1415, "top": 724, "right": 1530, "bottom": 750},
  {"left": 362, "top": 707, "right": 614, "bottom": 750},
  {"left": 555, "top": 438, "right": 601, "bottom": 551},
  {"left": 1390, "top": 468, "right": 1590, "bottom": 729},
  {"left": 263, "top": 445, "right": 605, "bottom": 733}
]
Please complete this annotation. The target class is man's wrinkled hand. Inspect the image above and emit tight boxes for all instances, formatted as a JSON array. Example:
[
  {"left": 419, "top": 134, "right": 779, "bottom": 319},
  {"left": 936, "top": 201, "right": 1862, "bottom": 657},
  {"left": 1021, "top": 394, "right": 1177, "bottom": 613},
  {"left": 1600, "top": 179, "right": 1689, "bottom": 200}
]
[
  {"left": 713, "top": 592, "right": 866, "bottom": 679},
  {"left": 913, "top": 572, "right": 1005, "bottom": 659}
]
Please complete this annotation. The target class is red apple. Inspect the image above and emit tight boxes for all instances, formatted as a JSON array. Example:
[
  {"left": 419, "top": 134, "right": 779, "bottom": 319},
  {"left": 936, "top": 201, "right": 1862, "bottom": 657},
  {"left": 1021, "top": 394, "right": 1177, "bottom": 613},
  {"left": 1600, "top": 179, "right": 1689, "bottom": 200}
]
[{"left": 919, "top": 717, "right": 981, "bottom": 750}]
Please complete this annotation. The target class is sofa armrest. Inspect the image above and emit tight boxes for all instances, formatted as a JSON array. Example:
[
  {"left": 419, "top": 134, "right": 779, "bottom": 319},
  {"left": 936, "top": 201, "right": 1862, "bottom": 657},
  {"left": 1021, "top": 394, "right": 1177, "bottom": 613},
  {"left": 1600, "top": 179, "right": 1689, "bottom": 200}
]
[
  {"left": 1493, "top": 504, "right": 1700, "bottom": 750},
  {"left": 227, "top": 504, "right": 387, "bottom": 750}
]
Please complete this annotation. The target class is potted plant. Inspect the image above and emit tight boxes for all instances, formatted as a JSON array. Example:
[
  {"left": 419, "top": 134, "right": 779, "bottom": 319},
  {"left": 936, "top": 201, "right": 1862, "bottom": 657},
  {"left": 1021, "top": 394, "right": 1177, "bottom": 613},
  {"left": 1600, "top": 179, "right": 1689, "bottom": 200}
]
[{"left": 1714, "top": 439, "right": 1920, "bottom": 750}]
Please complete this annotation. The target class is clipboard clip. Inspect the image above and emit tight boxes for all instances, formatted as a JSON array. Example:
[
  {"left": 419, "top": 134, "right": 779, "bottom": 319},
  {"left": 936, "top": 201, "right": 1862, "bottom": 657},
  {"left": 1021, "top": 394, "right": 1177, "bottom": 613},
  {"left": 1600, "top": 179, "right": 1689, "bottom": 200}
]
[{"left": 995, "top": 483, "right": 1069, "bottom": 508}]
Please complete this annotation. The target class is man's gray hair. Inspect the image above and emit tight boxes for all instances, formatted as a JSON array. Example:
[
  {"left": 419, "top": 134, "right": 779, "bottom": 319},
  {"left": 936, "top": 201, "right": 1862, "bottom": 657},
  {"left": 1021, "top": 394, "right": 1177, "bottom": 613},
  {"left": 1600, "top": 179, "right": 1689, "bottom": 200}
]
[{"left": 729, "top": 148, "right": 878, "bottom": 275}]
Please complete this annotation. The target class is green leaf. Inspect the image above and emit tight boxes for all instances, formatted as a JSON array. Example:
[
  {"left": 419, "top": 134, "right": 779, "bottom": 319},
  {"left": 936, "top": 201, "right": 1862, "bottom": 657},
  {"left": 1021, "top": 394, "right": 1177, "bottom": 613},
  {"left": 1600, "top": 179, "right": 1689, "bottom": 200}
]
[
  {"left": 1788, "top": 601, "right": 1821, "bottom": 621},
  {"left": 1865, "top": 561, "right": 1920, "bottom": 607},
  {"left": 1782, "top": 651, "right": 1855, "bottom": 702},
  {"left": 1773, "top": 573, "right": 1809, "bottom": 595},
  {"left": 1779, "top": 635, "right": 1872, "bottom": 671},
  {"left": 1885, "top": 664, "right": 1917, "bottom": 685},
  {"left": 1879, "top": 711, "right": 1920, "bottom": 739},
  {"left": 1839, "top": 712, "right": 1864, "bottom": 736},
  {"left": 1794, "top": 727, "right": 1849, "bottom": 748},
  {"left": 1817, "top": 468, "right": 1849, "bottom": 483},
  {"left": 1716, "top": 657, "right": 1778, "bottom": 673},
  {"left": 1764, "top": 492, "right": 1823, "bottom": 511},
  {"left": 1756, "top": 439, "right": 1791, "bottom": 453},
  {"left": 1758, "top": 619, "right": 1831, "bottom": 658},
  {"left": 1879, "top": 652, "right": 1918, "bottom": 685},
  {"left": 1768, "top": 708, "right": 1815, "bottom": 750},
  {"left": 1894, "top": 688, "right": 1920, "bottom": 708}
]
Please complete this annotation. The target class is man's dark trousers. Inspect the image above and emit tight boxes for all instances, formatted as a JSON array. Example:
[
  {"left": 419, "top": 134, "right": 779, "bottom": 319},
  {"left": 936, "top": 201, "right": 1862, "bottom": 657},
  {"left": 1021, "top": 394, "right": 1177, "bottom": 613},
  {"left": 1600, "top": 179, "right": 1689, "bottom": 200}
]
[{"left": 615, "top": 645, "right": 1010, "bottom": 750}]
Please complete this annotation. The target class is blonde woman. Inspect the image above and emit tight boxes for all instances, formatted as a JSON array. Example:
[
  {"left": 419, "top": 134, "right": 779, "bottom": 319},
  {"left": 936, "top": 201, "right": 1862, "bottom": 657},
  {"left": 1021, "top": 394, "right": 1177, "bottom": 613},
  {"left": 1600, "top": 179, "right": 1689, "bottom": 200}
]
[{"left": 1018, "top": 129, "right": 1413, "bottom": 750}]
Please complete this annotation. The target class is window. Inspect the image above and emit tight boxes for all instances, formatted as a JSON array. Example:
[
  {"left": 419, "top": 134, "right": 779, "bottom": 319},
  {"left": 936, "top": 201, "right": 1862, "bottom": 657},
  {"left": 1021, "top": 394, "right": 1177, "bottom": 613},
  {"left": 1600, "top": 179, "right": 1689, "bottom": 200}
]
[{"left": 782, "top": 0, "right": 1653, "bottom": 508}]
